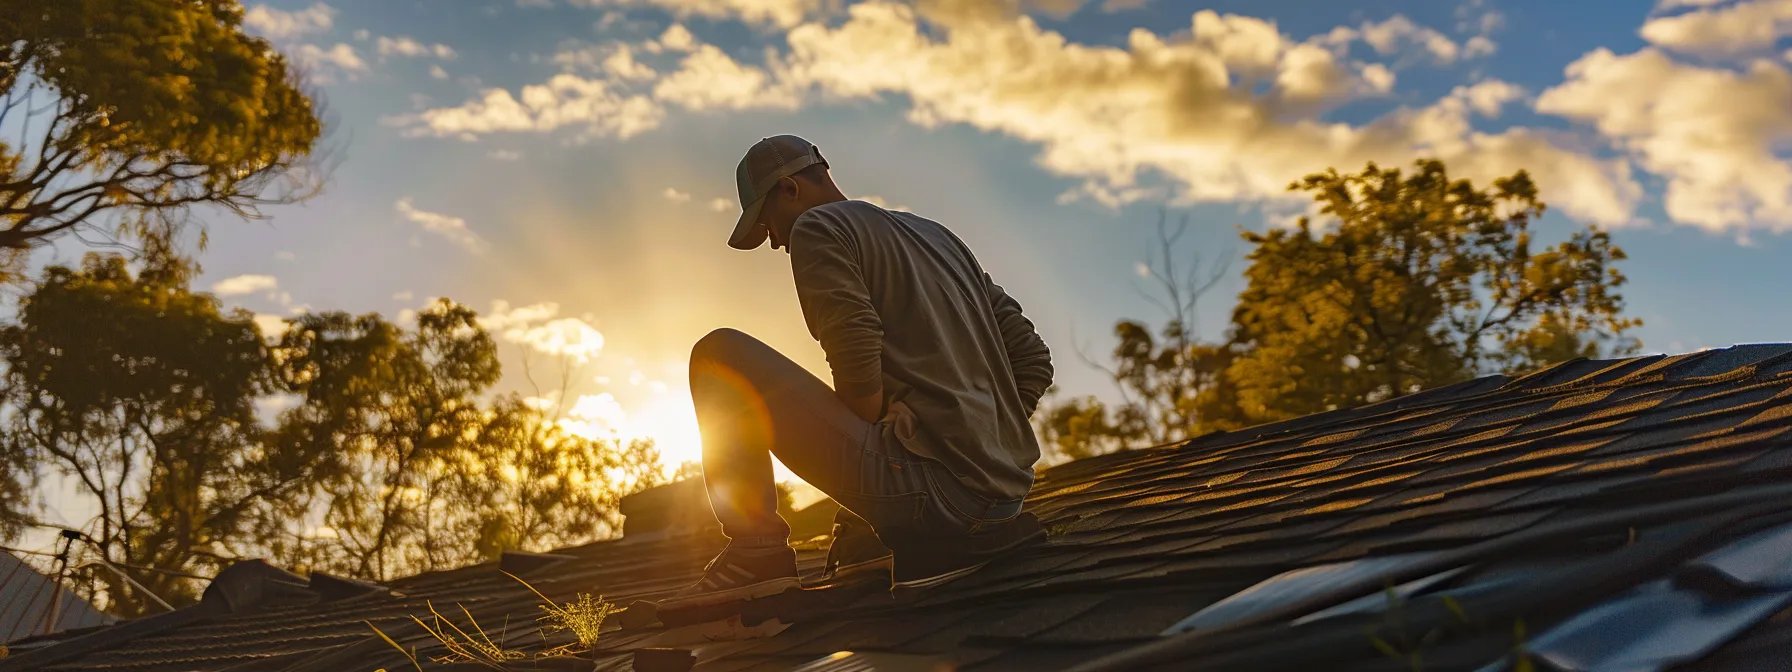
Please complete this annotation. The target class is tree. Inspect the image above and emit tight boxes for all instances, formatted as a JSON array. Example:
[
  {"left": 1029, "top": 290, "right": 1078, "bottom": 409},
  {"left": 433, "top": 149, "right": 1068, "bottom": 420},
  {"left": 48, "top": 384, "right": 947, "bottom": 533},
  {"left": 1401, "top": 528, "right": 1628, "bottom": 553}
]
[
  {"left": 0, "top": 248, "right": 309, "bottom": 615},
  {"left": 1038, "top": 160, "right": 1639, "bottom": 459},
  {"left": 1034, "top": 213, "right": 1233, "bottom": 461},
  {"left": 1212, "top": 159, "right": 1638, "bottom": 428},
  {"left": 266, "top": 302, "right": 670, "bottom": 581},
  {"left": 0, "top": 0, "right": 322, "bottom": 260}
]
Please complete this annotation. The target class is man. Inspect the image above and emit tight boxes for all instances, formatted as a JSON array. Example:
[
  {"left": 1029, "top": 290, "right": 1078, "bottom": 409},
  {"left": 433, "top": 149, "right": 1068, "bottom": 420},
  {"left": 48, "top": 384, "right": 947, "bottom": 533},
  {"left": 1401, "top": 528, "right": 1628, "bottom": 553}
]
[{"left": 665, "top": 135, "right": 1053, "bottom": 609}]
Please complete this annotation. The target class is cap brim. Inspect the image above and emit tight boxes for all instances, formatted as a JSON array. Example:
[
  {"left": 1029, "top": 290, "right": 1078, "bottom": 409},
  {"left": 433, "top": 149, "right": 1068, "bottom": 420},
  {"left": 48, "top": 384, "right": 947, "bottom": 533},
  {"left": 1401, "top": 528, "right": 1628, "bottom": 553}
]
[{"left": 727, "top": 196, "right": 768, "bottom": 250}]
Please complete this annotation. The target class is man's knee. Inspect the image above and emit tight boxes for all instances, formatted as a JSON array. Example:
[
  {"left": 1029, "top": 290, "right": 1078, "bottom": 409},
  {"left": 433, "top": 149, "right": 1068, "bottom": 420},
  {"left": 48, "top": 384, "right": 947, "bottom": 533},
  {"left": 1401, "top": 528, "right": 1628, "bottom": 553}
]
[{"left": 691, "top": 327, "right": 754, "bottom": 365}]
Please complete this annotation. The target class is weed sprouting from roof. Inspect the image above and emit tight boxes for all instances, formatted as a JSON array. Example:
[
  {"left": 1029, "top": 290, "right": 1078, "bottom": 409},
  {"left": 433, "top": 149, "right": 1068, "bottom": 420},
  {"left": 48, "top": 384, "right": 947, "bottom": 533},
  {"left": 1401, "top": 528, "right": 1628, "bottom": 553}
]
[{"left": 504, "top": 570, "right": 615, "bottom": 653}]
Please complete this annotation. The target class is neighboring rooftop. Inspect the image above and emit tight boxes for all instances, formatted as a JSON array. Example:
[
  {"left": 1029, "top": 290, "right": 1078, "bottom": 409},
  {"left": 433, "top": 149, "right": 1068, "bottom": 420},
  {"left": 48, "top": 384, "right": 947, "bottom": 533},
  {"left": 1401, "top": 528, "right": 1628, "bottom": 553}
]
[
  {"left": 0, "top": 550, "right": 112, "bottom": 646},
  {"left": 8, "top": 345, "right": 1792, "bottom": 671}
]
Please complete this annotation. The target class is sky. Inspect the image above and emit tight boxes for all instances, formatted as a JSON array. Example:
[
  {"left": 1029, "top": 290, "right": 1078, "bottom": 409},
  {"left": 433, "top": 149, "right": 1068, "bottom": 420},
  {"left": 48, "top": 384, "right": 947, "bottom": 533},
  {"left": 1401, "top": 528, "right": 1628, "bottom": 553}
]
[{"left": 57, "top": 0, "right": 1792, "bottom": 478}]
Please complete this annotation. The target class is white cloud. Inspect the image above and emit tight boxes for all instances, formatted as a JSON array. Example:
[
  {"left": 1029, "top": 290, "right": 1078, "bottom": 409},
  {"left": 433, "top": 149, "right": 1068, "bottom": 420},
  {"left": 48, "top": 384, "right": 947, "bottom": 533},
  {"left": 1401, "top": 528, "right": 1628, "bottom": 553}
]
[
  {"left": 393, "top": 74, "right": 664, "bottom": 141},
  {"left": 275, "top": 250, "right": 296, "bottom": 261},
  {"left": 393, "top": 290, "right": 415, "bottom": 301},
  {"left": 353, "top": 29, "right": 370, "bottom": 41},
  {"left": 293, "top": 43, "right": 368, "bottom": 80},
  {"left": 1455, "top": 79, "right": 1525, "bottom": 117},
  {"left": 1640, "top": 0, "right": 1792, "bottom": 57},
  {"left": 775, "top": 4, "right": 1638, "bottom": 223},
  {"left": 429, "top": 64, "right": 450, "bottom": 80},
  {"left": 377, "top": 36, "right": 459, "bottom": 59},
  {"left": 1345, "top": 14, "right": 1463, "bottom": 64},
  {"left": 558, "top": 42, "right": 658, "bottom": 79},
  {"left": 663, "top": 187, "right": 692, "bottom": 202},
  {"left": 488, "top": 149, "right": 524, "bottom": 161},
  {"left": 655, "top": 24, "right": 698, "bottom": 52},
  {"left": 395, "top": 197, "right": 489, "bottom": 253},
  {"left": 480, "top": 301, "right": 607, "bottom": 363},
  {"left": 519, "top": 0, "right": 555, "bottom": 6},
  {"left": 606, "top": 44, "right": 658, "bottom": 80},
  {"left": 1536, "top": 47, "right": 1792, "bottom": 232},
  {"left": 399, "top": 5, "right": 1643, "bottom": 228},
  {"left": 1464, "top": 36, "right": 1497, "bottom": 58},
  {"left": 708, "top": 197, "right": 735, "bottom": 212},
  {"left": 652, "top": 45, "right": 800, "bottom": 111},
  {"left": 571, "top": 0, "right": 821, "bottom": 28},
  {"left": 244, "top": 2, "right": 336, "bottom": 40},
  {"left": 214, "top": 274, "right": 280, "bottom": 297}
]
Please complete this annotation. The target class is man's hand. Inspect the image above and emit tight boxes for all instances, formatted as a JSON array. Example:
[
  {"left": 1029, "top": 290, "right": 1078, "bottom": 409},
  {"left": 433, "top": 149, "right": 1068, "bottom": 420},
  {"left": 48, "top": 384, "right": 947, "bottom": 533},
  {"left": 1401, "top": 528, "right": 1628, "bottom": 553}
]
[{"left": 837, "top": 385, "right": 883, "bottom": 423}]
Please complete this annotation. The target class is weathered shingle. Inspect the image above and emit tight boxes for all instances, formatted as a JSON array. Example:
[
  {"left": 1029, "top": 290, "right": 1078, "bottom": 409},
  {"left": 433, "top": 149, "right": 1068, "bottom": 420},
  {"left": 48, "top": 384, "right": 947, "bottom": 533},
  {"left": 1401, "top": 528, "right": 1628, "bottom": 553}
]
[{"left": 10, "top": 345, "right": 1792, "bottom": 671}]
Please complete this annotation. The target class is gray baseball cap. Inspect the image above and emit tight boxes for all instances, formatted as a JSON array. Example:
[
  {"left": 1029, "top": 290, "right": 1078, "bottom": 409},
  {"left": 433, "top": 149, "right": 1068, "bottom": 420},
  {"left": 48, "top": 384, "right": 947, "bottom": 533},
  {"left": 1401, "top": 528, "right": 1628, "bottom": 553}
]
[{"left": 728, "top": 135, "right": 827, "bottom": 250}]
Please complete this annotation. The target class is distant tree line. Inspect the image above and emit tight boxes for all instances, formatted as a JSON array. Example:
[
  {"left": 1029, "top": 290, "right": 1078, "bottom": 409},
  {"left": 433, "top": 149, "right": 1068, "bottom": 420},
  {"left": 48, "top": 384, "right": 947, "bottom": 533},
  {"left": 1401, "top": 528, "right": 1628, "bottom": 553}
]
[{"left": 1036, "top": 160, "right": 1640, "bottom": 461}]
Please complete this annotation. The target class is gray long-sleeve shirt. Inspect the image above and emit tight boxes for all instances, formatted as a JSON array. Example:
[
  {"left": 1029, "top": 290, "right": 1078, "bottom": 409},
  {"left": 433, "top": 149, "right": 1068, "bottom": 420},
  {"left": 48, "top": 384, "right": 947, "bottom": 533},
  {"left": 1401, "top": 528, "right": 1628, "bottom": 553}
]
[{"left": 789, "top": 200, "right": 1053, "bottom": 501}]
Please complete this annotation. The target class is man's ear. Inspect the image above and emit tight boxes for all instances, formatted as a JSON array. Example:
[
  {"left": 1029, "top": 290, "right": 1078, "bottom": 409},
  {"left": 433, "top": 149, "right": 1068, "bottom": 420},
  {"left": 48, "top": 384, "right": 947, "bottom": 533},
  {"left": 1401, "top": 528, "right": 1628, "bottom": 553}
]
[{"left": 779, "top": 175, "right": 801, "bottom": 201}]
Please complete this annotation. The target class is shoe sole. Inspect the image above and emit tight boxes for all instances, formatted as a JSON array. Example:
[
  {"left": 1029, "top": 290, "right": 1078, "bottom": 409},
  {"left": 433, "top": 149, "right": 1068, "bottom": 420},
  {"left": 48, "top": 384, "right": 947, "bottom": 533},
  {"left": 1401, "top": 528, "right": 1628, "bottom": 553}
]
[
  {"left": 819, "top": 555, "right": 894, "bottom": 583},
  {"left": 655, "top": 576, "right": 803, "bottom": 611}
]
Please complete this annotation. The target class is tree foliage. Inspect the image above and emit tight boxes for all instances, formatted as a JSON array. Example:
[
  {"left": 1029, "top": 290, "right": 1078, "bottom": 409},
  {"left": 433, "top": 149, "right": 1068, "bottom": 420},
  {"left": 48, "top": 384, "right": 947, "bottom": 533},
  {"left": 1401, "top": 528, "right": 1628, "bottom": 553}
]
[
  {"left": 0, "top": 248, "right": 284, "bottom": 614},
  {"left": 1217, "top": 159, "right": 1638, "bottom": 427},
  {"left": 0, "top": 0, "right": 322, "bottom": 258},
  {"left": 1, "top": 256, "right": 667, "bottom": 614},
  {"left": 1039, "top": 160, "right": 1639, "bottom": 459}
]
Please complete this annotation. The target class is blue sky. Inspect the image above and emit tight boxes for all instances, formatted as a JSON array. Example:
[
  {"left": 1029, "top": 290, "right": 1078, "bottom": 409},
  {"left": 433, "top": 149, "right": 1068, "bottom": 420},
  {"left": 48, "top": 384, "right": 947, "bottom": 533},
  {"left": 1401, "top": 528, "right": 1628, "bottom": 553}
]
[{"left": 98, "top": 0, "right": 1792, "bottom": 472}]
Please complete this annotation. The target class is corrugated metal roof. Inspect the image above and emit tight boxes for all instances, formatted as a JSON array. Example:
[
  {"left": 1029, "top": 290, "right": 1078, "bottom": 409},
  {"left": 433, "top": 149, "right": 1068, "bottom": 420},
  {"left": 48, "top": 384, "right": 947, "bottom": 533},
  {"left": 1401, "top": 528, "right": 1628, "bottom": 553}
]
[{"left": 0, "top": 552, "right": 111, "bottom": 643}]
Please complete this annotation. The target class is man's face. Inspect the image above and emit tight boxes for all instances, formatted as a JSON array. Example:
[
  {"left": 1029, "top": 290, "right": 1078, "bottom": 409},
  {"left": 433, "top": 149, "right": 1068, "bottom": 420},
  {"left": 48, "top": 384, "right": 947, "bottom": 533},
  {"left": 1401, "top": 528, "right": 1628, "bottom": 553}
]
[{"left": 758, "top": 177, "right": 804, "bottom": 253}]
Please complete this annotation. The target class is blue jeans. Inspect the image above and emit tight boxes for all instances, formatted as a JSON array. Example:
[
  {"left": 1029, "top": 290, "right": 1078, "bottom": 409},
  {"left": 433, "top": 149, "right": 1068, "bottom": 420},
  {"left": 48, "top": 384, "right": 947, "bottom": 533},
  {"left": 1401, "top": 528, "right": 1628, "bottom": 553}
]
[{"left": 688, "top": 328, "right": 1024, "bottom": 547}]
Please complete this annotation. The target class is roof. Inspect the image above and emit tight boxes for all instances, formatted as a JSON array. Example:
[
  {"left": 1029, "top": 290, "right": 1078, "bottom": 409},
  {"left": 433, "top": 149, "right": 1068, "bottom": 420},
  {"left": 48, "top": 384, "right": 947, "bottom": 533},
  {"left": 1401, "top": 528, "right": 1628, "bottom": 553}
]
[
  {"left": 0, "top": 552, "right": 112, "bottom": 644},
  {"left": 8, "top": 344, "right": 1792, "bottom": 671}
]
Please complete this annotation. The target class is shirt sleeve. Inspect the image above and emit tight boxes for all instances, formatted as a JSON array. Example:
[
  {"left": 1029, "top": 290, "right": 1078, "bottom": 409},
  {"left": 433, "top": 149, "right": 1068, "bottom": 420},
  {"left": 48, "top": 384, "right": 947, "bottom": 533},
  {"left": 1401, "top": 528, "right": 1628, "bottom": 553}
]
[
  {"left": 790, "top": 211, "right": 884, "bottom": 398},
  {"left": 987, "top": 273, "right": 1053, "bottom": 415}
]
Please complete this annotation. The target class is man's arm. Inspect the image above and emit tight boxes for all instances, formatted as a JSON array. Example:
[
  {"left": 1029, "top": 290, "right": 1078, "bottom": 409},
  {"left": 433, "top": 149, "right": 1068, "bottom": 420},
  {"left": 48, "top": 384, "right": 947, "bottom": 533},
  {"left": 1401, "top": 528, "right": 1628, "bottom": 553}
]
[
  {"left": 988, "top": 273, "right": 1053, "bottom": 415},
  {"left": 790, "top": 213, "right": 885, "bottom": 423}
]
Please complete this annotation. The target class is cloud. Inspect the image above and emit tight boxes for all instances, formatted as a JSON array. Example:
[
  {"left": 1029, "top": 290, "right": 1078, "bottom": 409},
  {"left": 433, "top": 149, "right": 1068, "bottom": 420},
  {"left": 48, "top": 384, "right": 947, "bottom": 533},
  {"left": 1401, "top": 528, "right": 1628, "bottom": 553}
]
[
  {"left": 1640, "top": 0, "right": 1792, "bottom": 57},
  {"left": 393, "top": 290, "right": 415, "bottom": 300},
  {"left": 377, "top": 36, "right": 458, "bottom": 59},
  {"left": 244, "top": 2, "right": 336, "bottom": 40},
  {"left": 393, "top": 74, "right": 664, "bottom": 141},
  {"left": 395, "top": 197, "right": 490, "bottom": 253},
  {"left": 1329, "top": 14, "right": 1464, "bottom": 65},
  {"left": 663, "top": 187, "right": 692, "bottom": 202},
  {"left": 1536, "top": 47, "right": 1792, "bottom": 232},
  {"left": 555, "top": 43, "right": 657, "bottom": 79},
  {"left": 652, "top": 24, "right": 698, "bottom": 53},
  {"left": 275, "top": 250, "right": 296, "bottom": 261},
  {"left": 1455, "top": 79, "right": 1525, "bottom": 117},
  {"left": 570, "top": 0, "right": 821, "bottom": 28},
  {"left": 429, "top": 64, "right": 450, "bottom": 80},
  {"left": 293, "top": 43, "right": 368, "bottom": 80},
  {"left": 479, "top": 301, "right": 607, "bottom": 363},
  {"left": 652, "top": 45, "right": 801, "bottom": 111},
  {"left": 708, "top": 197, "right": 735, "bottom": 212},
  {"left": 398, "top": 5, "right": 1638, "bottom": 227},
  {"left": 488, "top": 149, "right": 524, "bottom": 161},
  {"left": 213, "top": 274, "right": 279, "bottom": 296},
  {"left": 775, "top": 4, "right": 1638, "bottom": 223}
]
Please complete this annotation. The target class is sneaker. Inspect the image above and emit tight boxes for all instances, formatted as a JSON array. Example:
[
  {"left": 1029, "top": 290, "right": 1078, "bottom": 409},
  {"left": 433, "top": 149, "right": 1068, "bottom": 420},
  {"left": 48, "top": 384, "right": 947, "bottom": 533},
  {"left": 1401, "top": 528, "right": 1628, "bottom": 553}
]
[
  {"left": 817, "top": 521, "right": 894, "bottom": 583},
  {"left": 891, "top": 512, "right": 1047, "bottom": 590},
  {"left": 658, "top": 544, "right": 801, "bottom": 610}
]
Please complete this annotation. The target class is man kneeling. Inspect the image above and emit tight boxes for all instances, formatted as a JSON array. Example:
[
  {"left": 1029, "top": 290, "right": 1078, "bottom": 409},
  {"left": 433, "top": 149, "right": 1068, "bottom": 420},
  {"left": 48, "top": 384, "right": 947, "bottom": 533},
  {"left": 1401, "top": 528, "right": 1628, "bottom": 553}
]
[{"left": 665, "top": 135, "right": 1054, "bottom": 608}]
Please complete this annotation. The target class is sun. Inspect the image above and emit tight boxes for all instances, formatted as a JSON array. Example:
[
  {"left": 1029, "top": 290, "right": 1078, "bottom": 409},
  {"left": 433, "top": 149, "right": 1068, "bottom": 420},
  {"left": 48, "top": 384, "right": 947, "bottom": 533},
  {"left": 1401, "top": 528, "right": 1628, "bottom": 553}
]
[{"left": 553, "top": 374, "right": 802, "bottom": 483}]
